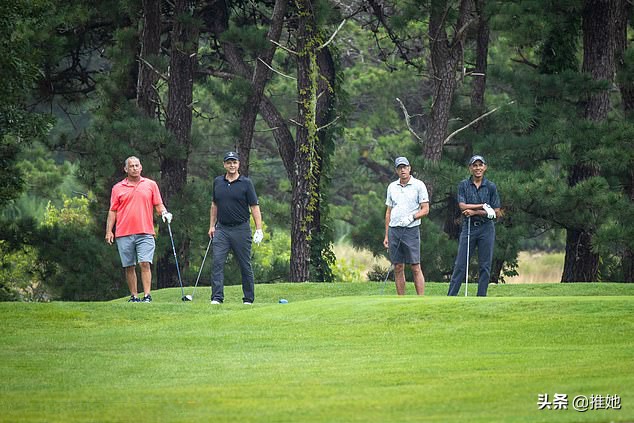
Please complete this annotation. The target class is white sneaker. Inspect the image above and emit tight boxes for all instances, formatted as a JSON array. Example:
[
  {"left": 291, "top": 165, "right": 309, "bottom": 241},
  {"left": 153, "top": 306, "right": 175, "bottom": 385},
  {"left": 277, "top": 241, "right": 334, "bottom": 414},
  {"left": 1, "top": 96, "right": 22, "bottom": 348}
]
[
  {"left": 211, "top": 300, "right": 221, "bottom": 304},
  {"left": 243, "top": 301, "right": 252, "bottom": 305}
]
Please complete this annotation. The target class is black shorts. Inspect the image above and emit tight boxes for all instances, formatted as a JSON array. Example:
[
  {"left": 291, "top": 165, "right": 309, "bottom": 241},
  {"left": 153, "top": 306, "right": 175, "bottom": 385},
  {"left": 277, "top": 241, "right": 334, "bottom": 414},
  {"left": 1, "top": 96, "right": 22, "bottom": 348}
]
[{"left": 388, "top": 226, "right": 421, "bottom": 264}]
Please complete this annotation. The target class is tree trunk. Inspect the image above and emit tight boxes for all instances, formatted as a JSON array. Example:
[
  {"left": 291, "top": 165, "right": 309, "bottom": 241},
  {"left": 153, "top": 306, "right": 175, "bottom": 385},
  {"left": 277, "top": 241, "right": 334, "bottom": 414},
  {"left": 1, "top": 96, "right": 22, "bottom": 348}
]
[
  {"left": 469, "top": 0, "right": 489, "bottom": 143},
  {"left": 614, "top": 0, "right": 634, "bottom": 282},
  {"left": 157, "top": 0, "right": 199, "bottom": 289},
  {"left": 291, "top": 0, "right": 318, "bottom": 282},
  {"left": 562, "top": 0, "right": 614, "bottom": 282},
  {"left": 309, "top": 45, "right": 336, "bottom": 282},
  {"left": 426, "top": 0, "right": 476, "bottom": 198},
  {"left": 236, "top": 0, "right": 288, "bottom": 176},
  {"left": 136, "top": 0, "right": 161, "bottom": 118}
]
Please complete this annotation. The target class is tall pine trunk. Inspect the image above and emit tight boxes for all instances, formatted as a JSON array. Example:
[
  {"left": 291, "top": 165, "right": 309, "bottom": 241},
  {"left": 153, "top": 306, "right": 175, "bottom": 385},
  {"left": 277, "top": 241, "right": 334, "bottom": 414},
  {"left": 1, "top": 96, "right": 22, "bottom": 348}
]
[
  {"left": 157, "top": 0, "right": 198, "bottom": 288},
  {"left": 235, "top": 0, "right": 288, "bottom": 176},
  {"left": 136, "top": 0, "right": 161, "bottom": 118},
  {"left": 562, "top": 0, "right": 614, "bottom": 282},
  {"left": 426, "top": 0, "right": 476, "bottom": 198},
  {"left": 291, "top": 0, "right": 319, "bottom": 282},
  {"left": 614, "top": 0, "right": 634, "bottom": 282}
]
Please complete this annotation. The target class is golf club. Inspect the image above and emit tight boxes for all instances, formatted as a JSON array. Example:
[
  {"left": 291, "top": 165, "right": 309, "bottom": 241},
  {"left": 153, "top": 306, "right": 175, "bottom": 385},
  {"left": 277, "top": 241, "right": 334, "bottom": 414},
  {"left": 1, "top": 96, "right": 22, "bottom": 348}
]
[
  {"left": 380, "top": 264, "right": 393, "bottom": 295},
  {"left": 166, "top": 221, "right": 189, "bottom": 301},
  {"left": 380, "top": 234, "right": 402, "bottom": 295},
  {"left": 189, "top": 236, "right": 213, "bottom": 301},
  {"left": 465, "top": 216, "right": 471, "bottom": 297}
]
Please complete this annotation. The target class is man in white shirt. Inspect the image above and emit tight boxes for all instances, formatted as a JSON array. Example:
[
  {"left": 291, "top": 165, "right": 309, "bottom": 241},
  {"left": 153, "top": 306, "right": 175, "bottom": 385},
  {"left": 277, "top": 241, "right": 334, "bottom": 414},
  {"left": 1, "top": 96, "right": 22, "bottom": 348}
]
[{"left": 383, "top": 156, "right": 430, "bottom": 295}]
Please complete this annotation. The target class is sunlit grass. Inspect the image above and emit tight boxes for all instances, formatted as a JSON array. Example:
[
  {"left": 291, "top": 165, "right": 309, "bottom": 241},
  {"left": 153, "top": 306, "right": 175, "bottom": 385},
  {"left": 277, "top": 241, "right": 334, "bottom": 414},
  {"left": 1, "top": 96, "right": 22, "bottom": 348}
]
[
  {"left": 1, "top": 284, "right": 633, "bottom": 422},
  {"left": 333, "top": 242, "right": 389, "bottom": 280},
  {"left": 507, "top": 251, "right": 565, "bottom": 284}
]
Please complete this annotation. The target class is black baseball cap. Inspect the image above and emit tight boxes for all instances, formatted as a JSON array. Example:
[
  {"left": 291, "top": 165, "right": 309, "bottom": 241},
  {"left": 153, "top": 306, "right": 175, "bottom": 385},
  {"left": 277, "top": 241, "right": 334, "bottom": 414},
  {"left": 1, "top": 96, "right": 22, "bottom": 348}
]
[
  {"left": 224, "top": 151, "right": 240, "bottom": 161},
  {"left": 468, "top": 155, "right": 486, "bottom": 165}
]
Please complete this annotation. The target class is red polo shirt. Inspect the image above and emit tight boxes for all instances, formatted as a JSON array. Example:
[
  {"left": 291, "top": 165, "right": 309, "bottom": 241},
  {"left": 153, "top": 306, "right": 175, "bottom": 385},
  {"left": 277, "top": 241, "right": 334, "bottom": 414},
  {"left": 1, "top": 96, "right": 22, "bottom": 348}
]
[{"left": 109, "top": 177, "right": 163, "bottom": 237}]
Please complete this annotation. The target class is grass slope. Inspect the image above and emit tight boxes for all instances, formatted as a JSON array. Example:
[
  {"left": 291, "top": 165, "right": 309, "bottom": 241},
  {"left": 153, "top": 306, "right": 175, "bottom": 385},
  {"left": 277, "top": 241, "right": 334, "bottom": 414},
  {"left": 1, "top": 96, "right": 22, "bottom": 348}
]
[{"left": 1, "top": 283, "right": 633, "bottom": 423}]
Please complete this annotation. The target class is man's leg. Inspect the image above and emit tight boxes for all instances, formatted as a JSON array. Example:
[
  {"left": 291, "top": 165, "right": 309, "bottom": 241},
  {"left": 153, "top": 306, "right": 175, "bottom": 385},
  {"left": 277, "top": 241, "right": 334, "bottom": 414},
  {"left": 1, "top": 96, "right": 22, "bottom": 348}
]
[
  {"left": 411, "top": 263, "right": 425, "bottom": 295},
  {"left": 448, "top": 225, "right": 469, "bottom": 296},
  {"left": 135, "top": 235, "right": 156, "bottom": 297},
  {"left": 394, "top": 263, "right": 406, "bottom": 295},
  {"left": 476, "top": 224, "right": 495, "bottom": 297},
  {"left": 231, "top": 224, "right": 255, "bottom": 303},
  {"left": 211, "top": 228, "right": 231, "bottom": 302},
  {"left": 125, "top": 266, "right": 138, "bottom": 297},
  {"left": 139, "top": 262, "right": 152, "bottom": 297}
]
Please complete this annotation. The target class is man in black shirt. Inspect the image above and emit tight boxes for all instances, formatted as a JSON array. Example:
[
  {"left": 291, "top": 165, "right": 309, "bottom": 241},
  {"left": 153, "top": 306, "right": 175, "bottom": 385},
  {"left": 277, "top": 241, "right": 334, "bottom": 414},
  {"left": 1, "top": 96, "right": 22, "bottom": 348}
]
[
  {"left": 447, "top": 155, "right": 501, "bottom": 297},
  {"left": 208, "top": 152, "right": 263, "bottom": 304}
]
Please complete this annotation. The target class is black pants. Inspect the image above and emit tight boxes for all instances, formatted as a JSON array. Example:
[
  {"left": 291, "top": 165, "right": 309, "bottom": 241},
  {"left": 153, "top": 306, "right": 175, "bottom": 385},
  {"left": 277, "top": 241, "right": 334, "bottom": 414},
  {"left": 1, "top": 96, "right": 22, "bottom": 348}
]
[
  {"left": 211, "top": 222, "right": 254, "bottom": 303},
  {"left": 447, "top": 219, "right": 495, "bottom": 297}
]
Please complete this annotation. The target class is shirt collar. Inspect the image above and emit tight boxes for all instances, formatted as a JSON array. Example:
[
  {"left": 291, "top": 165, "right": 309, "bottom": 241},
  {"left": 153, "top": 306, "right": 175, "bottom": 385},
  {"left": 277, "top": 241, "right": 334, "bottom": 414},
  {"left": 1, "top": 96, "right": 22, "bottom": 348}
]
[
  {"left": 223, "top": 174, "right": 243, "bottom": 183},
  {"left": 469, "top": 176, "right": 489, "bottom": 187},
  {"left": 398, "top": 176, "right": 415, "bottom": 187},
  {"left": 123, "top": 177, "right": 146, "bottom": 186}
]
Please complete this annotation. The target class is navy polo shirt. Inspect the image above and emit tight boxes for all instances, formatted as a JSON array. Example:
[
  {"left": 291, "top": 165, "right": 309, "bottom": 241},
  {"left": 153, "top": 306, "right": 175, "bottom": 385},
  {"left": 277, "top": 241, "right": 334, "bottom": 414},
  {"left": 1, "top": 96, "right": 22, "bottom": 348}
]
[
  {"left": 212, "top": 175, "right": 259, "bottom": 225},
  {"left": 457, "top": 177, "right": 500, "bottom": 222}
]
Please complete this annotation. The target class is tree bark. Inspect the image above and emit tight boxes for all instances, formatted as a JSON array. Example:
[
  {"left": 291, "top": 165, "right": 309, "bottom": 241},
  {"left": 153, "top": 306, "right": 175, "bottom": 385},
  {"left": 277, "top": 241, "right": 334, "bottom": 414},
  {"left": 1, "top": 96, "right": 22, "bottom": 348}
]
[
  {"left": 426, "top": 0, "right": 476, "bottom": 198},
  {"left": 614, "top": 0, "right": 634, "bottom": 282},
  {"left": 136, "top": 0, "right": 161, "bottom": 118},
  {"left": 157, "top": 0, "right": 199, "bottom": 288},
  {"left": 469, "top": 0, "right": 489, "bottom": 143},
  {"left": 236, "top": 0, "right": 288, "bottom": 176},
  {"left": 291, "top": 0, "right": 318, "bottom": 282},
  {"left": 309, "top": 45, "right": 337, "bottom": 282},
  {"left": 427, "top": 0, "right": 476, "bottom": 160},
  {"left": 562, "top": 0, "right": 615, "bottom": 282}
]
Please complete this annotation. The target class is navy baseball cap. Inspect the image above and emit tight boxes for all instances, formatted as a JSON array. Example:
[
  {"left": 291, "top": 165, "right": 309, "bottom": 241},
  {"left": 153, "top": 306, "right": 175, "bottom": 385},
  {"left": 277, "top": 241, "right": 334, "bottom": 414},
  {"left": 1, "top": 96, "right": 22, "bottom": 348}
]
[
  {"left": 468, "top": 155, "right": 486, "bottom": 165},
  {"left": 394, "top": 156, "right": 410, "bottom": 167},
  {"left": 224, "top": 151, "right": 240, "bottom": 161}
]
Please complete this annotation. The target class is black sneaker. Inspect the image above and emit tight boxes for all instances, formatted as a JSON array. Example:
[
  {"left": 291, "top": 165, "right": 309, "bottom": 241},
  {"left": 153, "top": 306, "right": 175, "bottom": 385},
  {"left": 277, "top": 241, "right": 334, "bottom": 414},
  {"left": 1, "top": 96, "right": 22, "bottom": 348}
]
[
  {"left": 141, "top": 294, "right": 152, "bottom": 303},
  {"left": 128, "top": 295, "right": 141, "bottom": 303}
]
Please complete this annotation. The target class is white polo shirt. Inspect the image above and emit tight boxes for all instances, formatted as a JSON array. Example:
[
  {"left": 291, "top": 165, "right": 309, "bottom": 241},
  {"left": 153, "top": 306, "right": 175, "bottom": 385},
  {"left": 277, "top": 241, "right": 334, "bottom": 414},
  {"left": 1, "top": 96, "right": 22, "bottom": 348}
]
[{"left": 385, "top": 176, "right": 429, "bottom": 227}]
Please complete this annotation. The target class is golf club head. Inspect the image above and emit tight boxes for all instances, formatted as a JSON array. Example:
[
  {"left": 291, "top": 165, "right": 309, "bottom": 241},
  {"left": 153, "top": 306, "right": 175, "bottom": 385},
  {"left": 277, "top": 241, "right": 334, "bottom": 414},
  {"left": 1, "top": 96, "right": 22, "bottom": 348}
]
[{"left": 182, "top": 295, "right": 193, "bottom": 301}]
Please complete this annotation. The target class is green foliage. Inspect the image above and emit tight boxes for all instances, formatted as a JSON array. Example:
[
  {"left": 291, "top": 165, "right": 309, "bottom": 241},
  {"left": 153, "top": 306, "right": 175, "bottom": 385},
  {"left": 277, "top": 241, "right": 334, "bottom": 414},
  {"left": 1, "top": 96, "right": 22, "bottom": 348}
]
[
  {"left": 0, "top": 0, "right": 54, "bottom": 206},
  {"left": 35, "top": 194, "right": 123, "bottom": 300},
  {"left": 0, "top": 138, "right": 25, "bottom": 206},
  {"left": 0, "top": 242, "right": 47, "bottom": 301},
  {"left": 43, "top": 195, "right": 93, "bottom": 227}
]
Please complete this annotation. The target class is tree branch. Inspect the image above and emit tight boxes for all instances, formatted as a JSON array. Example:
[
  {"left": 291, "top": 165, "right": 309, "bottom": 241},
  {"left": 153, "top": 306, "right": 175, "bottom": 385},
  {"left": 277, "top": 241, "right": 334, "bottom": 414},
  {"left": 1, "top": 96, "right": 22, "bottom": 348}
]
[
  {"left": 316, "top": 116, "right": 340, "bottom": 132},
  {"left": 320, "top": 19, "right": 346, "bottom": 50},
  {"left": 396, "top": 97, "right": 424, "bottom": 142},
  {"left": 270, "top": 39, "right": 297, "bottom": 55},
  {"left": 138, "top": 57, "right": 168, "bottom": 81},
  {"left": 257, "top": 57, "right": 296, "bottom": 80},
  {"left": 443, "top": 100, "right": 515, "bottom": 145}
]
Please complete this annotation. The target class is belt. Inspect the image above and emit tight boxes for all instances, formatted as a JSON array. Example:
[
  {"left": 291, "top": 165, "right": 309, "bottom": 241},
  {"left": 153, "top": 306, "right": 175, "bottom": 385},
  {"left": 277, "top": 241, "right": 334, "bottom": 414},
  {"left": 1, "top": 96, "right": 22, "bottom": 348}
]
[
  {"left": 219, "top": 221, "right": 247, "bottom": 227},
  {"left": 469, "top": 219, "right": 489, "bottom": 227}
]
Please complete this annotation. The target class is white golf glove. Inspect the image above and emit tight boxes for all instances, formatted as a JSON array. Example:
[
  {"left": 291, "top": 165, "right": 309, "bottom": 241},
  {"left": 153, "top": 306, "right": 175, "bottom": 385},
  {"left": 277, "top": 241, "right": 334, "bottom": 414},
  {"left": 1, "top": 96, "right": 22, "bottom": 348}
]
[
  {"left": 399, "top": 214, "right": 415, "bottom": 227},
  {"left": 483, "top": 204, "right": 496, "bottom": 220},
  {"left": 253, "top": 229, "right": 264, "bottom": 245},
  {"left": 161, "top": 210, "right": 173, "bottom": 224}
]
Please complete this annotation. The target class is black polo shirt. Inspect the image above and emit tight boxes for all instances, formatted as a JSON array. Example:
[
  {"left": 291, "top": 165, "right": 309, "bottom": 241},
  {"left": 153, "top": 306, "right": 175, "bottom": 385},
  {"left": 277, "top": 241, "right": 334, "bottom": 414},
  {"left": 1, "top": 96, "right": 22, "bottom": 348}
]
[
  {"left": 212, "top": 174, "right": 259, "bottom": 226},
  {"left": 457, "top": 177, "right": 500, "bottom": 223}
]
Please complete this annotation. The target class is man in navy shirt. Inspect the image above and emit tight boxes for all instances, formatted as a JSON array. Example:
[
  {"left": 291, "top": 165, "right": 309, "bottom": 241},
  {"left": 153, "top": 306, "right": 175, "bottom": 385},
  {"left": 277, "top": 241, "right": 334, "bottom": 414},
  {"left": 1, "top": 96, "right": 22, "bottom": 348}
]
[
  {"left": 208, "top": 152, "right": 263, "bottom": 304},
  {"left": 447, "top": 155, "right": 501, "bottom": 297}
]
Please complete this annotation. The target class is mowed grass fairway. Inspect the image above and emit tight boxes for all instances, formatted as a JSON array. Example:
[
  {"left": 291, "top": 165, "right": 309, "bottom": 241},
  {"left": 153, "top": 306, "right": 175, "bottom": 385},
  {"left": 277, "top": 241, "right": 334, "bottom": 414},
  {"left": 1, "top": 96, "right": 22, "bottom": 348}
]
[{"left": 1, "top": 283, "right": 633, "bottom": 423}]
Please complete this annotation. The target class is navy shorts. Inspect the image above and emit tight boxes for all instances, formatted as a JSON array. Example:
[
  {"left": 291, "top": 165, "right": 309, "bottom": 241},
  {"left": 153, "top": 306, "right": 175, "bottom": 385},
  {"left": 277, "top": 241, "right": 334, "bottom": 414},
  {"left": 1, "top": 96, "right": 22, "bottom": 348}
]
[{"left": 388, "top": 226, "right": 421, "bottom": 264}]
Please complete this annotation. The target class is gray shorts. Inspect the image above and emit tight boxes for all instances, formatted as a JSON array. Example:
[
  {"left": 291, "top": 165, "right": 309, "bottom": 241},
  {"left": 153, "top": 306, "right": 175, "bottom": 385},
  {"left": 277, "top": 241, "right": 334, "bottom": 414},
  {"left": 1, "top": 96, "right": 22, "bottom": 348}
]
[
  {"left": 115, "top": 234, "right": 156, "bottom": 267},
  {"left": 388, "top": 226, "right": 421, "bottom": 264}
]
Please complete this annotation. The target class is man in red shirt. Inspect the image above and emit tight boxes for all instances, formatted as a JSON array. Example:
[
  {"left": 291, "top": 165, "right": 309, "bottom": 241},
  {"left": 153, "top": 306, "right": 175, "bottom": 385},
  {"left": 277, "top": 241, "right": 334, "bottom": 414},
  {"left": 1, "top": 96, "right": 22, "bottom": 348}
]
[{"left": 105, "top": 156, "right": 172, "bottom": 302}]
